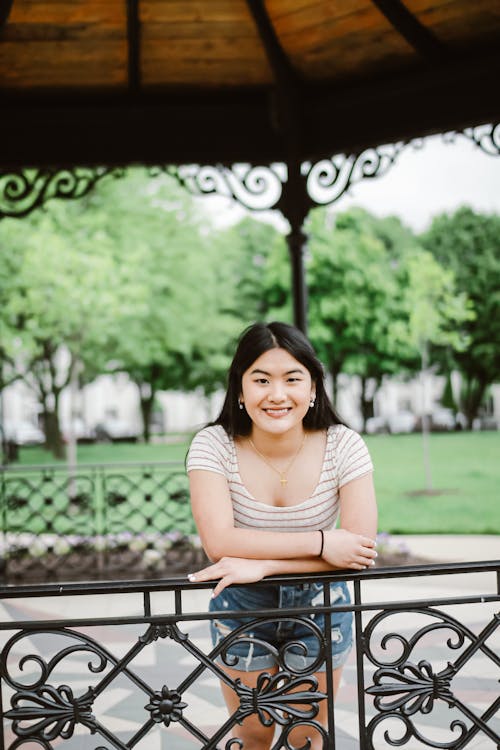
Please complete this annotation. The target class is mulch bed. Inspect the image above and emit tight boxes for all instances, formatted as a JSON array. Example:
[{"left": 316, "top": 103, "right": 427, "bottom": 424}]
[{"left": 2, "top": 544, "right": 431, "bottom": 585}]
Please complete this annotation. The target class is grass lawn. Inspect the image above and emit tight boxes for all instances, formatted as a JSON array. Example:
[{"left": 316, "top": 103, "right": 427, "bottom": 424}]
[
  {"left": 365, "top": 431, "right": 499, "bottom": 534},
  {"left": 17, "top": 436, "right": 193, "bottom": 465},
  {"left": 15, "top": 430, "right": 500, "bottom": 535}
]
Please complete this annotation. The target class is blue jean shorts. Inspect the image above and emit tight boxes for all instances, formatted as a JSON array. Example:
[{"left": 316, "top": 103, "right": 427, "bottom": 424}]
[{"left": 209, "top": 580, "right": 352, "bottom": 673}]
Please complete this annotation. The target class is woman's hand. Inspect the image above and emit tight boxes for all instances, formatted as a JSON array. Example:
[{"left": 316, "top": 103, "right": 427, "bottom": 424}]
[
  {"left": 321, "top": 528, "right": 377, "bottom": 570},
  {"left": 188, "top": 557, "right": 270, "bottom": 597}
]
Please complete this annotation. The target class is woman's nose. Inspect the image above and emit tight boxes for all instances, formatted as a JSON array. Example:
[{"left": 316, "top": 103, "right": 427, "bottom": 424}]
[{"left": 268, "top": 383, "right": 286, "bottom": 401}]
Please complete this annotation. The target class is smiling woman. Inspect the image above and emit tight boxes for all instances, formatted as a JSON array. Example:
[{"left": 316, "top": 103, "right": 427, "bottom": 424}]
[{"left": 186, "top": 321, "right": 378, "bottom": 750}]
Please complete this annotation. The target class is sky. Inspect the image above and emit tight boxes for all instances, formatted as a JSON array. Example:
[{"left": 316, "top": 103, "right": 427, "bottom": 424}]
[{"left": 199, "top": 129, "right": 500, "bottom": 235}]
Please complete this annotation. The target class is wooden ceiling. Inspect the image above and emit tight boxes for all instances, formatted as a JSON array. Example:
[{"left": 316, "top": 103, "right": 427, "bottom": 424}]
[{"left": 1, "top": 0, "right": 500, "bottom": 167}]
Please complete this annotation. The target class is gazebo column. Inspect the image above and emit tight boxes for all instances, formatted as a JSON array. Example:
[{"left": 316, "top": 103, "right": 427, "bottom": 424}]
[
  {"left": 286, "top": 222, "right": 308, "bottom": 334},
  {"left": 282, "top": 156, "right": 310, "bottom": 334}
]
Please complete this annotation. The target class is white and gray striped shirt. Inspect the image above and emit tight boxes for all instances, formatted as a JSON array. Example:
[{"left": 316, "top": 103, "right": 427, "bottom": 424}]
[{"left": 187, "top": 424, "right": 373, "bottom": 533}]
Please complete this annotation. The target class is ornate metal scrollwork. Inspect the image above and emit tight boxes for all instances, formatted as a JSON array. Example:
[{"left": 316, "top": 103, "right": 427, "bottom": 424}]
[
  {"left": 168, "top": 145, "right": 408, "bottom": 214},
  {"left": 234, "top": 671, "right": 324, "bottom": 726},
  {"left": 4, "top": 684, "right": 97, "bottom": 742},
  {"left": 363, "top": 607, "right": 500, "bottom": 748},
  {"left": 140, "top": 622, "right": 189, "bottom": 645},
  {"left": 145, "top": 685, "right": 187, "bottom": 727},
  {"left": 303, "top": 142, "right": 407, "bottom": 205},
  {"left": 214, "top": 614, "right": 327, "bottom": 675},
  {"left": 1, "top": 122, "right": 498, "bottom": 221},
  {"left": 366, "top": 659, "right": 455, "bottom": 715},
  {"left": 0, "top": 167, "right": 123, "bottom": 219},
  {"left": 167, "top": 162, "right": 285, "bottom": 212},
  {"left": 443, "top": 122, "right": 500, "bottom": 156}
]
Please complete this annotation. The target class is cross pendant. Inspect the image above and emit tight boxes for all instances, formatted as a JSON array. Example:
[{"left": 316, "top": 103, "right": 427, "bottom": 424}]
[{"left": 280, "top": 476, "right": 287, "bottom": 486}]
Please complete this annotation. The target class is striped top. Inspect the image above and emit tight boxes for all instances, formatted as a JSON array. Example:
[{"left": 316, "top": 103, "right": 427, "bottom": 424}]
[{"left": 187, "top": 424, "right": 373, "bottom": 533}]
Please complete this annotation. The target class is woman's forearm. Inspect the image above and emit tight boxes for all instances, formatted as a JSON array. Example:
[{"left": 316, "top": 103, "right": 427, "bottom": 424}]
[
  {"left": 263, "top": 556, "right": 339, "bottom": 576},
  {"left": 203, "top": 527, "right": 322, "bottom": 562}
]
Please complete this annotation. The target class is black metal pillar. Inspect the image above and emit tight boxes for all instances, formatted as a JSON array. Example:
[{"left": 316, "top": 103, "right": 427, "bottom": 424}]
[
  {"left": 286, "top": 223, "right": 308, "bottom": 333},
  {"left": 283, "top": 156, "right": 309, "bottom": 334},
  {"left": 245, "top": 0, "right": 310, "bottom": 334}
]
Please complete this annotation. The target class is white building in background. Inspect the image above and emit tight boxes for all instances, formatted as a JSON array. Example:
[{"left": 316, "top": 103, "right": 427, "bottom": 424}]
[{"left": 2, "top": 368, "right": 499, "bottom": 443}]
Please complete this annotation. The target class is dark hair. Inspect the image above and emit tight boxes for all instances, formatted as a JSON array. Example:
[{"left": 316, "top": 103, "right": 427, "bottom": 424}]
[{"left": 213, "top": 321, "right": 344, "bottom": 436}]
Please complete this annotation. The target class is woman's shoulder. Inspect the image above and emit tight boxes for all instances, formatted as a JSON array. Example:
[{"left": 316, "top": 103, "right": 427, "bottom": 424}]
[
  {"left": 327, "top": 423, "right": 358, "bottom": 439},
  {"left": 326, "top": 424, "right": 373, "bottom": 483},
  {"left": 190, "top": 424, "right": 232, "bottom": 452},
  {"left": 327, "top": 423, "right": 369, "bottom": 453}
]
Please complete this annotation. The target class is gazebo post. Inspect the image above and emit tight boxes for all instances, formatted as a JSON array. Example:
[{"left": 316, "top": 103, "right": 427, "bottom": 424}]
[
  {"left": 283, "top": 156, "right": 309, "bottom": 334},
  {"left": 286, "top": 220, "right": 308, "bottom": 335}
]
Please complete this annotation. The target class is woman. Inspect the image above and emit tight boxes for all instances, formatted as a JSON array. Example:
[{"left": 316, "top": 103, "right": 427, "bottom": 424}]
[{"left": 187, "top": 321, "right": 377, "bottom": 749}]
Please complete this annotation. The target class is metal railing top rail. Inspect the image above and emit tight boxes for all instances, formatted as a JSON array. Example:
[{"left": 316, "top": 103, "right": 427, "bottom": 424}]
[
  {"left": 0, "top": 459, "right": 185, "bottom": 473},
  {"left": 0, "top": 559, "right": 498, "bottom": 600}
]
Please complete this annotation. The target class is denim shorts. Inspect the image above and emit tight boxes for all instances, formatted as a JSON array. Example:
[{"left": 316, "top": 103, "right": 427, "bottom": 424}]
[{"left": 209, "top": 580, "right": 352, "bottom": 673}]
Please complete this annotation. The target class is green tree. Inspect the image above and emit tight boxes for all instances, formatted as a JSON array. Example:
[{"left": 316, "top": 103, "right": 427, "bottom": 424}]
[
  {"left": 76, "top": 169, "right": 223, "bottom": 441},
  {"left": 2, "top": 204, "right": 117, "bottom": 457},
  {"left": 421, "top": 207, "right": 500, "bottom": 427},
  {"left": 0, "top": 169, "right": 215, "bottom": 451},
  {"left": 305, "top": 207, "right": 418, "bottom": 426},
  {"left": 402, "top": 249, "right": 472, "bottom": 489}
]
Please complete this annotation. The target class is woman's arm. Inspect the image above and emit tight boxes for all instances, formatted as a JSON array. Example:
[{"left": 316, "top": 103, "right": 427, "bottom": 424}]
[
  {"left": 188, "top": 470, "right": 377, "bottom": 593},
  {"left": 189, "top": 469, "right": 326, "bottom": 560},
  {"left": 338, "top": 472, "right": 378, "bottom": 539}
]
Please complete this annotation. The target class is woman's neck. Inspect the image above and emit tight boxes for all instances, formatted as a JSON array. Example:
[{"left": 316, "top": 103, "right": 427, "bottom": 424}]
[{"left": 249, "top": 425, "right": 306, "bottom": 458}]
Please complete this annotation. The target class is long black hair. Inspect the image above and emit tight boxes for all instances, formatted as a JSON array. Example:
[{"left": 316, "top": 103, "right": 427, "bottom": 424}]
[{"left": 213, "top": 321, "right": 344, "bottom": 436}]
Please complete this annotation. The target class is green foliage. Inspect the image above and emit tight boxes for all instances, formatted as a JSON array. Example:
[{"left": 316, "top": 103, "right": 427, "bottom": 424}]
[
  {"left": 18, "top": 431, "right": 500, "bottom": 534},
  {"left": 0, "top": 171, "right": 288, "bottom": 449},
  {"left": 302, "top": 208, "right": 422, "bottom": 419},
  {"left": 421, "top": 206, "right": 500, "bottom": 425}
]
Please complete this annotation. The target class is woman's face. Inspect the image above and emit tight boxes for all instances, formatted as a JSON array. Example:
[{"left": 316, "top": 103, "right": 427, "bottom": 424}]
[{"left": 240, "top": 347, "right": 315, "bottom": 437}]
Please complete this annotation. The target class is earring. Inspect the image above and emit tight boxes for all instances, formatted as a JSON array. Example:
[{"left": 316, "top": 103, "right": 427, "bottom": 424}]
[
  {"left": 309, "top": 397, "right": 316, "bottom": 408},
  {"left": 238, "top": 400, "right": 244, "bottom": 410}
]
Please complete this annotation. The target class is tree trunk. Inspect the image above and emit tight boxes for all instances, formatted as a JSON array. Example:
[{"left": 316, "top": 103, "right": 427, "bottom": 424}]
[
  {"left": 44, "top": 409, "right": 66, "bottom": 459},
  {"left": 140, "top": 388, "right": 155, "bottom": 444},
  {"left": 420, "top": 343, "right": 433, "bottom": 492},
  {"left": 360, "top": 376, "right": 377, "bottom": 433},
  {"left": 462, "top": 375, "right": 488, "bottom": 430},
  {"left": 330, "top": 365, "right": 340, "bottom": 407}
]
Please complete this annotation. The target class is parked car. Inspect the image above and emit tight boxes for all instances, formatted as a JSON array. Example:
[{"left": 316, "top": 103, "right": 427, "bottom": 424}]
[
  {"left": 3, "top": 420, "right": 45, "bottom": 446},
  {"left": 365, "top": 411, "right": 417, "bottom": 435},
  {"left": 365, "top": 416, "right": 389, "bottom": 435},
  {"left": 61, "top": 418, "right": 96, "bottom": 444},
  {"left": 429, "top": 408, "right": 456, "bottom": 431},
  {"left": 387, "top": 411, "right": 417, "bottom": 434},
  {"left": 94, "top": 417, "right": 140, "bottom": 443}
]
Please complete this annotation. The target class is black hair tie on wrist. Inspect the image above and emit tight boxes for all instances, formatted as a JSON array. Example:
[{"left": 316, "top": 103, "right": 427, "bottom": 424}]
[{"left": 318, "top": 529, "right": 324, "bottom": 557}]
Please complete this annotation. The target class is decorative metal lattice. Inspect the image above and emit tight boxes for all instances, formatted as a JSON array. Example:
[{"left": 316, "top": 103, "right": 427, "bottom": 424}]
[
  {"left": 0, "top": 463, "right": 204, "bottom": 583},
  {"left": 0, "top": 167, "right": 124, "bottom": 219},
  {"left": 444, "top": 122, "right": 500, "bottom": 157},
  {"left": 1, "top": 122, "right": 497, "bottom": 220},
  {"left": 364, "top": 605, "right": 500, "bottom": 748},
  {"left": 166, "top": 143, "right": 408, "bottom": 215},
  {"left": 0, "top": 610, "right": 330, "bottom": 748},
  {"left": 0, "top": 563, "right": 498, "bottom": 749}
]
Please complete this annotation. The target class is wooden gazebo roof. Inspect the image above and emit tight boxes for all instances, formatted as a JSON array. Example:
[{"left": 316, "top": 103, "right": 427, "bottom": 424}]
[{"left": 1, "top": 0, "right": 500, "bottom": 168}]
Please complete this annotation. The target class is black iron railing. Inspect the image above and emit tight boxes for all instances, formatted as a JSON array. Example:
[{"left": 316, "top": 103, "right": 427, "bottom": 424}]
[
  {"left": 0, "top": 462, "right": 200, "bottom": 582},
  {"left": 0, "top": 561, "right": 498, "bottom": 749}
]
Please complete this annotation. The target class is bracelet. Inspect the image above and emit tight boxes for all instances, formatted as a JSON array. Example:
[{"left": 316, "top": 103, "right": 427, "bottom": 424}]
[{"left": 318, "top": 529, "right": 324, "bottom": 557}]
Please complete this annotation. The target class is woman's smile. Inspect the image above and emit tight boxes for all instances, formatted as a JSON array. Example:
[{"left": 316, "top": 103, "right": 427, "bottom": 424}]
[{"left": 263, "top": 407, "right": 292, "bottom": 418}]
